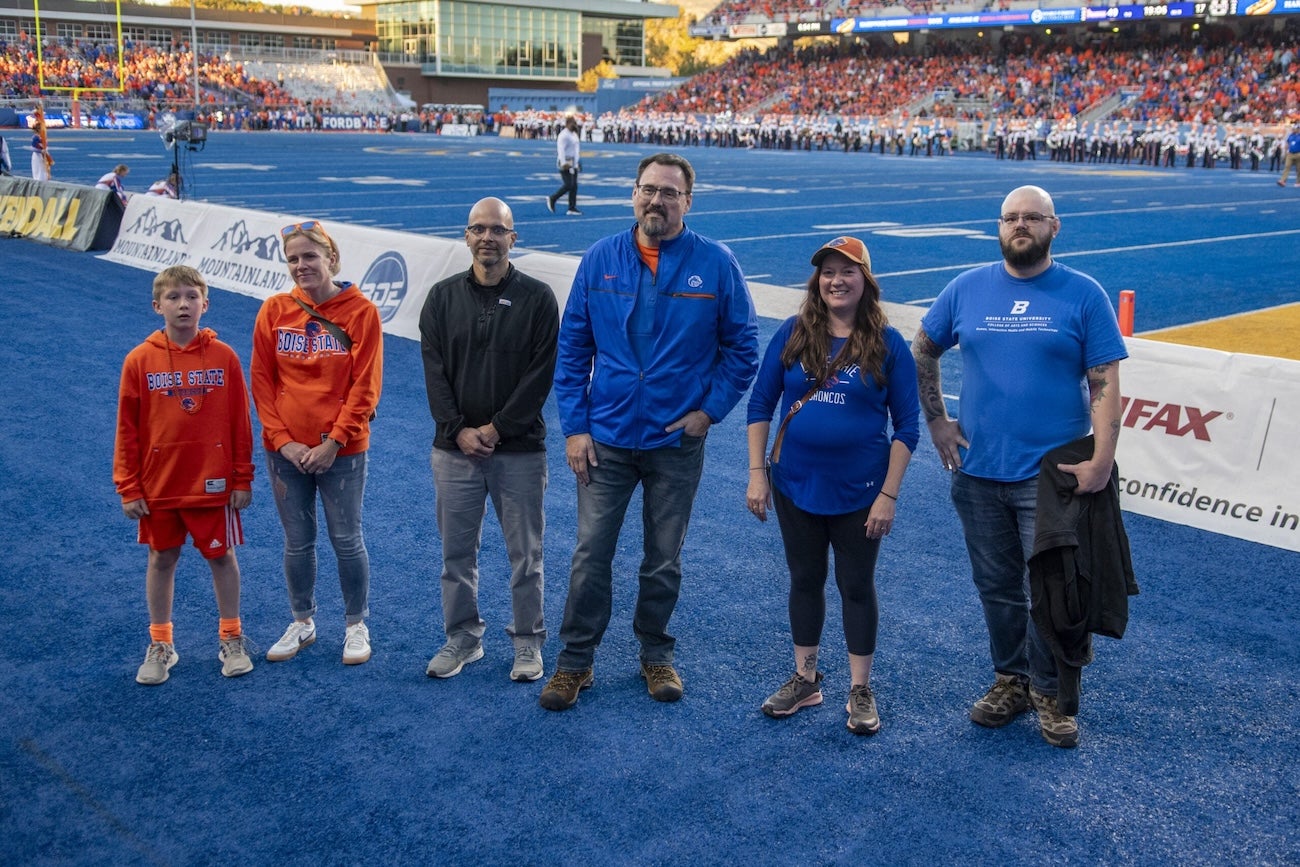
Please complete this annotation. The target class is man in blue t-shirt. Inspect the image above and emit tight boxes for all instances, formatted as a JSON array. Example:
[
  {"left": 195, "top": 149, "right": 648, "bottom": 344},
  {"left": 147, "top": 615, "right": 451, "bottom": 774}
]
[
  {"left": 912, "top": 185, "right": 1128, "bottom": 749},
  {"left": 1277, "top": 121, "right": 1300, "bottom": 187}
]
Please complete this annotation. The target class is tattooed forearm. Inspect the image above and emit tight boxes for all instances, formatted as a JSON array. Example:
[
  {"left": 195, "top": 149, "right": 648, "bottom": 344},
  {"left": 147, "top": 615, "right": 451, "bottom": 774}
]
[
  {"left": 1087, "top": 361, "right": 1114, "bottom": 410},
  {"left": 912, "top": 329, "right": 949, "bottom": 422}
]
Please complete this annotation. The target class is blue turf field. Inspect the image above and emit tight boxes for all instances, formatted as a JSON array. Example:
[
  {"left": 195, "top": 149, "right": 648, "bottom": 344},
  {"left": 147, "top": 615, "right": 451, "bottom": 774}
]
[
  {"left": 47, "top": 127, "right": 1300, "bottom": 333},
  {"left": 2, "top": 129, "right": 1298, "bottom": 865}
]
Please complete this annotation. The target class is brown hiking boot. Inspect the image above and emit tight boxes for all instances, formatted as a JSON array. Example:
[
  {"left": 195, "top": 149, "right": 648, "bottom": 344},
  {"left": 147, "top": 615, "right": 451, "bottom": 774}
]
[
  {"left": 640, "top": 663, "right": 683, "bottom": 702},
  {"left": 1030, "top": 687, "right": 1080, "bottom": 748},
  {"left": 969, "top": 673, "right": 1029, "bottom": 728},
  {"left": 538, "top": 668, "right": 593, "bottom": 711}
]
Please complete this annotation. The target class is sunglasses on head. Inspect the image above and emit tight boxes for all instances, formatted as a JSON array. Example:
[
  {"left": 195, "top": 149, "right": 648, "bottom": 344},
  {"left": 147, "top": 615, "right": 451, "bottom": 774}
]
[{"left": 281, "top": 220, "right": 324, "bottom": 237}]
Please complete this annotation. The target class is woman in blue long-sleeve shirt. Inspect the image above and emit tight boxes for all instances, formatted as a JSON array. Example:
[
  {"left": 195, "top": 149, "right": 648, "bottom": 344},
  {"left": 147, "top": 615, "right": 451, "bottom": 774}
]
[{"left": 746, "top": 236, "right": 920, "bottom": 736}]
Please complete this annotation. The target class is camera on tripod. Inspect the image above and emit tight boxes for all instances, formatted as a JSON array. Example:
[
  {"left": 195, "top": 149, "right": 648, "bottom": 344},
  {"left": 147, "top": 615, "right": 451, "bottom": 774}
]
[{"left": 165, "top": 121, "right": 208, "bottom": 150}]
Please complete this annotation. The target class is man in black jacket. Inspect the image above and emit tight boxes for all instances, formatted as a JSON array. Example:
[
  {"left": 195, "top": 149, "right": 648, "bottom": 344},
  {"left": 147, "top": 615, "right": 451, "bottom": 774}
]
[{"left": 420, "top": 197, "right": 559, "bottom": 683}]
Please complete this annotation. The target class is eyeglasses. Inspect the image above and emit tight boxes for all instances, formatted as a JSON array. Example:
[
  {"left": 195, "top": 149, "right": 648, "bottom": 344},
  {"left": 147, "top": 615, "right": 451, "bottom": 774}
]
[
  {"left": 635, "top": 184, "right": 687, "bottom": 202},
  {"left": 999, "top": 213, "right": 1056, "bottom": 225},
  {"left": 466, "top": 224, "right": 514, "bottom": 237},
  {"left": 281, "top": 220, "right": 323, "bottom": 237}
]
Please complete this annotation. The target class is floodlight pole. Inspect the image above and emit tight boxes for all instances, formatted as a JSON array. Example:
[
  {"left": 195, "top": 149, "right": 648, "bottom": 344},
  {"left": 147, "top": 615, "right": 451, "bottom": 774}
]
[{"left": 190, "top": 0, "right": 199, "bottom": 114}]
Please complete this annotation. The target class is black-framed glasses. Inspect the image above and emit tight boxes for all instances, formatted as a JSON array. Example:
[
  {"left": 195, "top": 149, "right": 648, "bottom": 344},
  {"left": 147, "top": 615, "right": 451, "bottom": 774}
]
[
  {"left": 466, "top": 224, "right": 514, "bottom": 237},
  {"left": 635, "top": 184, "right": 687, "bottom": 202},
  {"left": 999, "top": 212, "right": 1055, "bottom": 225},
  {"left": 281, "top": 220, "right": 323, "bottom": 237}
]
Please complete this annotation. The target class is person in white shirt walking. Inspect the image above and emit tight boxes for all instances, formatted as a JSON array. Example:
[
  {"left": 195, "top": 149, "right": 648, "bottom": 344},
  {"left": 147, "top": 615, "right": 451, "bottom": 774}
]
[{"left": 546, "top": 116, "right": 582, "bottom": 216}]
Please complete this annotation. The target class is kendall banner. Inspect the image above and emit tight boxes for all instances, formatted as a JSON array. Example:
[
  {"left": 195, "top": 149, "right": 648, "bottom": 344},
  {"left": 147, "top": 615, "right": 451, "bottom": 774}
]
[
  {"left": 1114, "top": 337, "right": 1300, "bottom": 552},
  {"left": 0, "top": 177, "right": 123, "bottom": 250}
]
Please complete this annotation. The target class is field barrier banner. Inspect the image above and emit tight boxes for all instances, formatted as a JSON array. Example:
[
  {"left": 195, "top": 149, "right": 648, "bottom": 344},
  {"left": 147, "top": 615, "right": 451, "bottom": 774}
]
[
  {"left": 1116, "top": 337, "right": 1300, "bottom": 552},
  {"left": 0, "top": 177, "right": 122, "bottom": 250},
  {"left": 99, "top": 197, "right": 583, "bottom": 342}
]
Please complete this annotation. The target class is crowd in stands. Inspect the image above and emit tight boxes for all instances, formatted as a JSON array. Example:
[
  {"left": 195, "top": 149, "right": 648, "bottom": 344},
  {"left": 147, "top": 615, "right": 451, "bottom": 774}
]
[
  {"left": 637, "top": 28, "right": 1298, "bottom": 128},
  {"left": 241, "top": 60, "right": 400, "bottom": 116},
  {"left": 700, "top": 0, "right": 838, "bottom": 26},
  {"left": 698, "top": 0, "right": 1042, "bottom": 27},
  {"left": 0, "top": 34, "right": 401, "bottom": 123},
  {"left": 3, "top": 23, "right": 1297, "bottom": 153}
]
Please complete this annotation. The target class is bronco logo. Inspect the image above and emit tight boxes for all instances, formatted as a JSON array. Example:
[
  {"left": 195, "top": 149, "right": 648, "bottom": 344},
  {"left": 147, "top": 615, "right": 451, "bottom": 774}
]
[{"left": 358, "top": 251, "right": 408, "bottom": 323}]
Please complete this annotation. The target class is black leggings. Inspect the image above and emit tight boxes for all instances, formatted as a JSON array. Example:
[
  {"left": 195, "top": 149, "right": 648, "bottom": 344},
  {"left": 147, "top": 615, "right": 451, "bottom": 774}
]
[{"left": 772, "top": 486, "right": 881, "bottom": 656}]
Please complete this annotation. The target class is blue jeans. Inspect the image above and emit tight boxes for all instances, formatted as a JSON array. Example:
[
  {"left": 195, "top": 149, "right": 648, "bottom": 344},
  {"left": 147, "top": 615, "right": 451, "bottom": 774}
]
[
  {"left": 950, "top": 471, "right": 1057, "bottom": 695},
  {"left": 265, "top": 449, "right": 371, "bottom": 626},
  {"left": 431, "top": 447, "right": 547, "bottom": 650},
  {"left": 556, "top": 435, "right": 706, "bottom": 671}
]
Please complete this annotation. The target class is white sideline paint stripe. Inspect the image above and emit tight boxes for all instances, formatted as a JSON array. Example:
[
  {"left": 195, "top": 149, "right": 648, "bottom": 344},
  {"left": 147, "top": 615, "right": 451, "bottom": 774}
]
[{"left": 874, "top": 228, "right": 1300, "bottom": 278}]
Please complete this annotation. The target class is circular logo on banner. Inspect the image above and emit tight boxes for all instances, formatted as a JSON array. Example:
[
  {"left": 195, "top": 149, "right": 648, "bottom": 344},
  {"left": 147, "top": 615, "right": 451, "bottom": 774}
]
[{"left": 358, "top": 251, "right": 408, "bottom": 322}]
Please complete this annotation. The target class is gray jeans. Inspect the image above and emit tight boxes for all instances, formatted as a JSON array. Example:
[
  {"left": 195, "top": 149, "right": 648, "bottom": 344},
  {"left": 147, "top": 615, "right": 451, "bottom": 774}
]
[{"left": 431, "top": 447, "right": 547, "bottom": 649}]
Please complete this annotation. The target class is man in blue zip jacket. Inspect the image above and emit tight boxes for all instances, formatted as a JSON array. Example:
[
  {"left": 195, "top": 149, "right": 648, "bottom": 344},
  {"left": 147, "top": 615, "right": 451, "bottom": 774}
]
[{"left": 541, "top": 152, "right": 759, "bottom": 711}]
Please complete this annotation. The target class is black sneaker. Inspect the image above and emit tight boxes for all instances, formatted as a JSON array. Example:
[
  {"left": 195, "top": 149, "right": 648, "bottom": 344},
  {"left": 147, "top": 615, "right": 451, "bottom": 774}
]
[
  {"left": 539, "top": 668, "right": 593, "bottom": 711},
  {"left": 640, "top": 663, "right": 683, "bottom": 702},
  {"left": 970, "top": 673, "right": 1029, "bottom": 728},
  {"left": 565, "top": 208, "right": 583, "bottom": 216},
  {"left": 545, "top": 197, "right": 556, "bottom": 213},
  {"left": 762, "top": 672, "right": 823, "bottom": 718}
]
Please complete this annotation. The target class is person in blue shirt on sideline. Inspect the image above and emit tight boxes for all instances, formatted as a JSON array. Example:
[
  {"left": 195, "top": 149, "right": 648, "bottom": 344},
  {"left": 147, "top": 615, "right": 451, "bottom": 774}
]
[
  {"left": 1277, "top": 120, "right": 1300, "bottom": 187},
  {"left": 746, "top": 236, "right": 919, "bottom": 736},
  {"left": 911, "top": 185, "right": 1127, "bottom": 749}
]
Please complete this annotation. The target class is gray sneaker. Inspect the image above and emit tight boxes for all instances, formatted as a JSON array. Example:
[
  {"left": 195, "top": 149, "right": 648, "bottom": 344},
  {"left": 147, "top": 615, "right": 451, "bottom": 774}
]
[
  {"left": 510, "top": 646, "right": 544, "bottom": 682},
  {"left": 1030, "top": 687, "right": 1080, "bottom": 748},
  {"left": 846, "top": 684, "right": 880, "bottom": 735},
  {"left": 970, "top": 673, "right": 1029, "bottom": 728},
  {"left": 426, "top": 642, "right": 484, "bottom": 678},
  {"left": 218, "top": 635, "right": 254, "bottom": 678},
  {"left": 136, "top": 641, "right": 178, "bottom": 685},
  {"left": 761, "top": 672, "right": 823, "bottom": 718}
]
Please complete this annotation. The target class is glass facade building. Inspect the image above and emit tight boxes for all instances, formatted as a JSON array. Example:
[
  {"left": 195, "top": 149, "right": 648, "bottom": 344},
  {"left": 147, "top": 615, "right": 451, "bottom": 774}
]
[{"left": 373, "top": 0, "right": 656, "bottom": 81}]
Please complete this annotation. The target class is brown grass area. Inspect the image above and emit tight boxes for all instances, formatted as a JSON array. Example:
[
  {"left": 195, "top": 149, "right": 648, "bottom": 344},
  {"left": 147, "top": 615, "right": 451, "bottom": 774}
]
[{"left": 1139, "top": 303, "right": 1300, "bottom": 361}]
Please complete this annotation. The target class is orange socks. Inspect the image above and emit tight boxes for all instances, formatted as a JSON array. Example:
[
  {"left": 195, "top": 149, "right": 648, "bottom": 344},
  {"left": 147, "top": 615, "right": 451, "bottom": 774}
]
[
  {"left": 150, "top": 619, "right": 241, "bottom": 642},
  {"left": 219, "top": 617, "right": 242, "bottom": 640}
]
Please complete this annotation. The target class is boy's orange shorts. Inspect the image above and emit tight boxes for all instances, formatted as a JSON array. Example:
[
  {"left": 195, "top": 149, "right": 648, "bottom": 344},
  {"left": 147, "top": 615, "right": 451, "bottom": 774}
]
[{"left": 138, "top": 504, "right": 243, "bottom": 559}]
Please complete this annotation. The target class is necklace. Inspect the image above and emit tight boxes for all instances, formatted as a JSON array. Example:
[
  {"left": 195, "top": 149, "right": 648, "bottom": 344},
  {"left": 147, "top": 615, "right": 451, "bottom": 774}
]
[{"left": 163, "top": 330, "right": 206, "bottom": 415}]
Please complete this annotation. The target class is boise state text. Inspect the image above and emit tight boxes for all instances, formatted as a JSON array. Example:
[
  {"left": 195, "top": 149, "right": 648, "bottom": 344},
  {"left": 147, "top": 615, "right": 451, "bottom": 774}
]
[
  {"left": 146, "top": 369, "right": 227, "bottom": 391},
  {"left": 275, "top": 324, "right": 348, "bottom": 356}
]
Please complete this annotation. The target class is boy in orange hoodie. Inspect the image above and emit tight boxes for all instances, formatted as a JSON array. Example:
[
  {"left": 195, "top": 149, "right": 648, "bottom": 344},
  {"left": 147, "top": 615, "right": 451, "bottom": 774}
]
[{"left": 114, "top": 265, "right": 255, "bottom": 685}]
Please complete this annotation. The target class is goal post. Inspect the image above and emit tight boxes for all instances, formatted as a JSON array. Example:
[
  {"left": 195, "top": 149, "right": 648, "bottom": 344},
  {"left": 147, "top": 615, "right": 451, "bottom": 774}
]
[{"left": 32, "top": 0, "right": 127, "bottom": 128}]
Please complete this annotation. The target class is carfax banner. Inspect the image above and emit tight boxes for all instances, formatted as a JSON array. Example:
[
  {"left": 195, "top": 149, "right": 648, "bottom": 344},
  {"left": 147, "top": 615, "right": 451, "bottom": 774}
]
[{"left": 1114, "top": 337, "right": 1300, "bottom": 552}]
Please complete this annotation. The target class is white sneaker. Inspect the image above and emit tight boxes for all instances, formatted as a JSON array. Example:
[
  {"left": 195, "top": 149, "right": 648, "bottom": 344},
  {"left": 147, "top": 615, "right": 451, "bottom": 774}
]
[
  {"left": 266, "top": 619, "right": 315, "bottom": 662},
  {"left": 343, "top": 621, "right": 371, "bottom": 665},
  {"left": 136, "top": 641, "right": 178, "bottom": 685}
]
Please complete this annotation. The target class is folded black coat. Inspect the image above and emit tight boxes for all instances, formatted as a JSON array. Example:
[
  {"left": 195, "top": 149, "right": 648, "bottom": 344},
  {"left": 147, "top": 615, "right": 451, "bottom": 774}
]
[{"left": 1028, "top": 435, "right": 1140, "bottom": 716}]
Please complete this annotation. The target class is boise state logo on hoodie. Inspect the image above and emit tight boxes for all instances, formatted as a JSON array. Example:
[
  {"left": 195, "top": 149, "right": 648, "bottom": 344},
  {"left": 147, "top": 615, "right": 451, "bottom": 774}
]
[{"left": 358, "top": 252, "right": 407, "bottom": 323}]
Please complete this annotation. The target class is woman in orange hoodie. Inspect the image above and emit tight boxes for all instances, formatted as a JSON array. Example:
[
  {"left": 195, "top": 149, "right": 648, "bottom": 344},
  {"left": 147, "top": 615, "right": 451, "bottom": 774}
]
[{"left": 251, "top": 220, "right": 383, "bottom": 666}]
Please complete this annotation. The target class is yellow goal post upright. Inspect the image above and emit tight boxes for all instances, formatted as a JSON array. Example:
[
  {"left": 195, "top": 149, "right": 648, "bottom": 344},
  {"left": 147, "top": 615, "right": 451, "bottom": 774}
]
[{"left": 32, "top": 0, "right": 126, "bottom": 130}]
